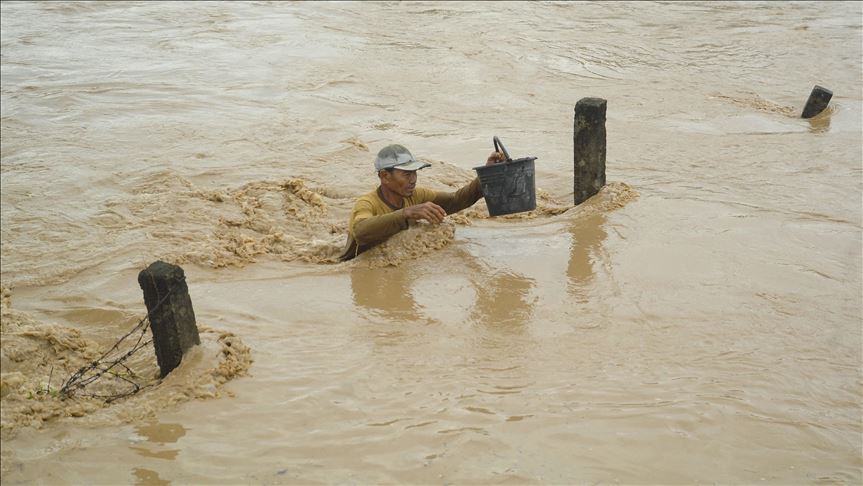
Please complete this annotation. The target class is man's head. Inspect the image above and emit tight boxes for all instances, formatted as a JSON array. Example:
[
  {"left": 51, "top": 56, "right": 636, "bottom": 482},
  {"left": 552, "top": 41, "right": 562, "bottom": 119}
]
[{"left": 375, "top": 144, "right": 430, "bottom": 199}]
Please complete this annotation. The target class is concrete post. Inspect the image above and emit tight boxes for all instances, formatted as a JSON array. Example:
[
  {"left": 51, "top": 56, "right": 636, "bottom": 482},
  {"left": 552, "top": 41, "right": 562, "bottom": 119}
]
[
  {"left": 801, "top": 85, "right": 832, "bottom": 119},
  {"left": 574, "top": 97, "right": 607, "bottom": 205},
  {"left": 138, "top": 261, "right": 201, "bottom": 378}
]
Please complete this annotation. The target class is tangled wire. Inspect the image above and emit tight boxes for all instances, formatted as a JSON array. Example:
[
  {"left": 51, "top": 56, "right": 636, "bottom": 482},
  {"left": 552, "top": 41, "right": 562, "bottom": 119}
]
[{"left": 59, "top": 292, "right": 170, "bottom": 403}]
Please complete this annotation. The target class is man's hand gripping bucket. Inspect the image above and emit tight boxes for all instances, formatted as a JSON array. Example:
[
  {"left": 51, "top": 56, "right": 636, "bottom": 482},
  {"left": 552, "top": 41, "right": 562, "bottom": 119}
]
[{"left": 474, "top": 136, "right": 538, "bottom": 216}]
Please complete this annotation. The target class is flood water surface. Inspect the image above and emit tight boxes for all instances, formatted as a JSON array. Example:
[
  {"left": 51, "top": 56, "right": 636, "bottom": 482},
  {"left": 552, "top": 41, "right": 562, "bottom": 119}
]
[{"left": 1, "top": 1, "right": 861, "bottom": 484}]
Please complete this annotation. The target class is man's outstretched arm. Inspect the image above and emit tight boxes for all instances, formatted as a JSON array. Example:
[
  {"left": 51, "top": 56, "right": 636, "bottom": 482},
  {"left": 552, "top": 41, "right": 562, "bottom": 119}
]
[
  {"left": 431, "top": 178, "right": 483, "bottom": 215},
  {"left": 431, "top": 151, "right": 504, "bottom": 214}
]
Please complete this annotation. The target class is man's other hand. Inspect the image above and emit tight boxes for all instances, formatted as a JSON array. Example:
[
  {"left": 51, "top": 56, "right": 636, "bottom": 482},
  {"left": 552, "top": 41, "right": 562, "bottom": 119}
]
[
  {"left": 404, "top": 202, "right": 446, "bottom": 224},
  {"left": 486, "top": 151, "right": 506, "bottom": 166}
]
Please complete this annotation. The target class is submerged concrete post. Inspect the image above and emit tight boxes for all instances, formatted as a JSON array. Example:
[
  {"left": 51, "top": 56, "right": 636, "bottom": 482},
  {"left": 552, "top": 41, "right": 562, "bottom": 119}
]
[
  {"left": 138, "top": 261, "right": 200, "bottom": 378},
  {"left": 574, "top": 97, "right": 607, "bottom": 205},
  {"left": 801, "top": 85, "right": 832, "bottom": 119}
]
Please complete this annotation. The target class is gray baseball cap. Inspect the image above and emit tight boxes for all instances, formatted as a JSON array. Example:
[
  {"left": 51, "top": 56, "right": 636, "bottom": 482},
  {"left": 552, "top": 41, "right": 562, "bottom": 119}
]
[{"left": 374, "top": 144, "right": 431, "bottom": 172}]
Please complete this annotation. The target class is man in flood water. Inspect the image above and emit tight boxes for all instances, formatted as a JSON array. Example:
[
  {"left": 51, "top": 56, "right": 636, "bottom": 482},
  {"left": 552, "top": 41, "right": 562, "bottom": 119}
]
[{"left": 340, "top": 144, "right": 504, "bottom": 261}]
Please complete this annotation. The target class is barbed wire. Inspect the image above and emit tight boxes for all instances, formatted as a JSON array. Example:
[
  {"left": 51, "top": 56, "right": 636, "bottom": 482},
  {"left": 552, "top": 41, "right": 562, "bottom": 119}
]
[{"left": 59, "top": 291, "right": 171, "bottom": 403}]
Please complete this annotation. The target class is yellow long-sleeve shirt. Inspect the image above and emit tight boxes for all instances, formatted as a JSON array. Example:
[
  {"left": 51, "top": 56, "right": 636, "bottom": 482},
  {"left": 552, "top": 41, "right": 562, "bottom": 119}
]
[{"left": 339, "top": 178, "right": 483, "bottom": 261}]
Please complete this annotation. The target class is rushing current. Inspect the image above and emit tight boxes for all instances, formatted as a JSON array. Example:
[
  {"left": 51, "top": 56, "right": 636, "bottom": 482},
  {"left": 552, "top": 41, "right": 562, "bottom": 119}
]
[{"left": 1, "top": 1, "right": 861, "bottom": 484}]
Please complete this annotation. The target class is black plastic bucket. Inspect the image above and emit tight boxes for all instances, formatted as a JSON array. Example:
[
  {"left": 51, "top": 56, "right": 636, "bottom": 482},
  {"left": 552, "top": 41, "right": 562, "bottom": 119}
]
[{"left": 474, "top": 137, "right": 538, "bottom": 216}]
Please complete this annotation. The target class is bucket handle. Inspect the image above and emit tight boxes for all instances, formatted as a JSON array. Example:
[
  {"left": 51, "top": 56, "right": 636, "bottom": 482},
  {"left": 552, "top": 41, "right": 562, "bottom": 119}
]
[{"left": 493, "top": 136, "right": 512, "bottom": 162}]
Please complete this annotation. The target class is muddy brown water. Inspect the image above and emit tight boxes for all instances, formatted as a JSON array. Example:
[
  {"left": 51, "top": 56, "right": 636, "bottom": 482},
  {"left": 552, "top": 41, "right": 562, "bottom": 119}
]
[{"left": 1, "top": 2, "right": 861, "bottom": 484}]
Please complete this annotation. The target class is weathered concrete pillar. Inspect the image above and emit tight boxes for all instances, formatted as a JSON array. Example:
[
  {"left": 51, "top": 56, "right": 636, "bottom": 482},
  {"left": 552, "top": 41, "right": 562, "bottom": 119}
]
[
  {"left": 801, "top": 85, "right": 832, "bottom": 119},
  {"left": 574, "top": 97, "right": 607, "bottom": 205},
  {"left": 138, "top": 261, "right": 200, "bottom": 378}
]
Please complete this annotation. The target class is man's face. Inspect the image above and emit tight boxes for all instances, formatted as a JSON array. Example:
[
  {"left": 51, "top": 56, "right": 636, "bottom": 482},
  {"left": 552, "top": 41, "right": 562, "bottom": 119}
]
[{"left": 381, "top": 168, "right": 417, "bottom": 198}]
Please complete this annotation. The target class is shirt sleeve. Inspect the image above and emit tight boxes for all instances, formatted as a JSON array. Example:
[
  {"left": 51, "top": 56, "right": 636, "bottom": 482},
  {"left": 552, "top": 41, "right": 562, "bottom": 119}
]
[
  {"left": 351, "top": 201, "right": 409, "bottom": 246},
  {"left": 432, "top": 177, "right": 483, "bottom": 215}
]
